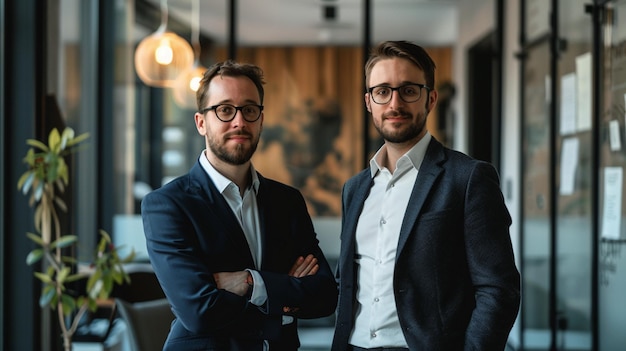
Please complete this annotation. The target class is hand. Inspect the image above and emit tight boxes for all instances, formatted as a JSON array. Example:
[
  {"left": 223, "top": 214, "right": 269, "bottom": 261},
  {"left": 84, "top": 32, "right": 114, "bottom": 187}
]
[
  {"left": 282, "top": 255, "right": 319, "bottom": 314},
  {"left": 213, "top": 271, "right": 251, "bottom": 296},
  {"left": 288, "top": 254, "right": 319, "bottom": 277}
]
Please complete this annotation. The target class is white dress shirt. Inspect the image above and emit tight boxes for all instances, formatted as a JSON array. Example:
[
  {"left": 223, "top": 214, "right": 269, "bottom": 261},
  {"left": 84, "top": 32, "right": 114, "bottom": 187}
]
[
  {"left": 349, "top": 133, "right": 431, "bottom": 348},
  {"left": 199, "top": 153, "right": 267, "bottom": 305},
  {"left": 199, "top": 153, "right": 291, "bottom": 351}
]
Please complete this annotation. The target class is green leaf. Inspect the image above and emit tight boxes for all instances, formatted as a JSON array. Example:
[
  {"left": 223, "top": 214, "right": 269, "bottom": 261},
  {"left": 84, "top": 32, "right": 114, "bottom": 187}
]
[
  {"left": 54, "top": 196, "right": 67, "bottom": 213},
  {"left": 102, "top": 274, "right": 113, "bottom": 295},
  {"left": 88, "top": 298, "right": 98, "bottom": 312},
  {"left": 39, "top": 285, "right": 56, "bottom": 308},
  {"left": 57, "top": 158, "right": 69, "bottom": 185},
  {"left": 18, "top": 171, "right": 34, "bottom": 193},
  {"left": 67, "top": 132, "right": 90, "bottom": 147},
  {"left": 60, "top": 294, "right": 76, "bottom": 316},
  {"left": 25, "top": 232, "right": 44, "bottom": 246},
  {"left": 60, "top": 127, "right": 74, "bottom": 150},
  {"left": 26, "top": 139, "right": 49, "bottom": 152},
  {"left": 34, "top": 182, "right": 44, "bottom": 202},
  {"left": 99, "top": 229, "right": 112, "bottom": 243},
  {"left": 86, "top": 269, "right": 102, "bottom": 292},
  {"left": 121, "top": 249, "right": 136, "bottom": 263},
  {"left": 48, "top": 128, "right": 62, "bottom": 153},
  {"left": 34, "top": 271, "right": 53, "bottom": 284},
  {"left": 50, "top": 235, "right": 78, "bottom": 249},
  {"left": 58, "top": 266, "right": 71, "bottom": 283},
  {"left": 65, "top": 272, "right": 88, "bottom": 283},
  {"left": 61, "top": 255, "right": 78, "bottom": 264},
  {"left": 88, "top": 279, "right": 103, "bottom": 300},
  {"left": 26, "top": 249, "right": 44, "bottom": 265},
  {"left": 22, "top": 148, "right": 36, "bottom": 165},
  {"left": 111, "top": 270, "right": 124, "bottom": 285}
]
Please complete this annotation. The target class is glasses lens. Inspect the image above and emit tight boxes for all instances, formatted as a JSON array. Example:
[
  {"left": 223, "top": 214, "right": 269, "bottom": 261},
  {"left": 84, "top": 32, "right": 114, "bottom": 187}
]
[
  {"left": 371, "top": 86, "right": 392, "bottom": 104},
  {"left": 213, "top": 104, "right": 261, "bottom": 122},
  {"left": 241, "top": 105, "right": 261, "bottom": 121},
  {"left": 370, "top": 84, "right": 424, "bottom": 104},
  {"left": 399, "top": 85, "right": 422, "bottom": 102},
  {"left": 215, "top": 105, "right": 235, "bottom": 120}
]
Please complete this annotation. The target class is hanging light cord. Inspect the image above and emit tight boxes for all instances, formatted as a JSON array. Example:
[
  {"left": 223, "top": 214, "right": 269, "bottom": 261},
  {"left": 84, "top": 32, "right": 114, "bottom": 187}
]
[
  {"left": 191, "top": 0, "right": 201, "bottom": 61},
  {"left": 157, "top": 0, "right": 169, "bottom": 33}
]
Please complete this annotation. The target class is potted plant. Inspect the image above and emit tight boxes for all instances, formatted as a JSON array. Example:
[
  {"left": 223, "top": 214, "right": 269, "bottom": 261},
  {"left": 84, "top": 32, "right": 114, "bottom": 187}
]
[{"left": 17, "top": 127, "right": 134, "bottom": 351}]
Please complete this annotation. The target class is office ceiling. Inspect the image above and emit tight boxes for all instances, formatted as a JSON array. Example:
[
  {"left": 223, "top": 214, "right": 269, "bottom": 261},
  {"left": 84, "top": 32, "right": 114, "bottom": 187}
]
[{"left": 154, "top": 0, "right": 460, "bottom": 46}]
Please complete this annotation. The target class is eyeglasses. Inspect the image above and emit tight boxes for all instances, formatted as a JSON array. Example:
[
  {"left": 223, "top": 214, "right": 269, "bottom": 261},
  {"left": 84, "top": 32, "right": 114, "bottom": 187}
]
[
  {"left": 199, "top": 104, "right": 264, "bottom": 122},
  {"left": 367, "top": 83, "right": 430, "bottom": 104}
]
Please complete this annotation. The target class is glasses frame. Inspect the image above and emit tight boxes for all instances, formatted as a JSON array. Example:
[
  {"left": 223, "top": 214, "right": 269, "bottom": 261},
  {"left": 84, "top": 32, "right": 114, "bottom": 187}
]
[
  {"left": 199, "top": 104, "right": 264, "bottom": 122},
  {"left": 367, "top": 83, "right": 431, "bottom": 104}
]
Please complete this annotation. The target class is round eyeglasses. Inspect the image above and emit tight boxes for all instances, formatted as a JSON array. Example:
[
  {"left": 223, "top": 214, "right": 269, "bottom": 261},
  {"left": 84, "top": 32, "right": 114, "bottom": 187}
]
[
  {"left": 367, "top": 83, "right": 430, "bottom": 104},
  {"left": 199, "top": 104, "right": 264, "bottom": 122}
]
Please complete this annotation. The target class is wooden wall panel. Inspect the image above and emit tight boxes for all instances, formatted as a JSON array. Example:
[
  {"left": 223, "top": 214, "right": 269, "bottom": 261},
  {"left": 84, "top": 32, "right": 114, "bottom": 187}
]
[{"left": 211, "top": 46, "right": 451, "bottom": 216}]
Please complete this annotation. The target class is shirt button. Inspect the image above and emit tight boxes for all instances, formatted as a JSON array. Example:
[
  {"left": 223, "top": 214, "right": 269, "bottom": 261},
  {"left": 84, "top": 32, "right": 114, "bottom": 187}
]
[
  {"left": 374, "top": 297, "right": 379, "bottom": 302},
  {"left": 371, "top": 332, "right": 377, "bottom": 338}
]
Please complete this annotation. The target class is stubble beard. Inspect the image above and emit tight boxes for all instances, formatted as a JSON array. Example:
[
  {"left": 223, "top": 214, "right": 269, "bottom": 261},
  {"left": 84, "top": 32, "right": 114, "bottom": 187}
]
[
  {"left": 208, "top": 131, "right": 259, "bottom": 165},
  {"left": 375, "top": 109, "right": 428, "bottom": 143}
]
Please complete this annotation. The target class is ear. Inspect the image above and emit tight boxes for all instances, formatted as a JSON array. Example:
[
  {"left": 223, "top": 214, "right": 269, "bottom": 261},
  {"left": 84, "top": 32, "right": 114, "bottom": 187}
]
[
  {"left": 194, "top": 112, "right": 206, "bottom": 135},
  {"left": 364, "top": 93, "right": 371, "bottom": 112},
  {"left": 427, "top": 89, "right": 438, "bottom": 112}
]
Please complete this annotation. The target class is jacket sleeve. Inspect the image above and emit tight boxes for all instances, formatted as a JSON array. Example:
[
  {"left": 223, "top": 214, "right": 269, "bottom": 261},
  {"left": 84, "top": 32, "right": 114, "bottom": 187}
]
[
  {"left": 256, "top": 184, "right": 339, "bottom": 319},
  {"left": 463, "top": 162, "right": 521, "bottom": 350},
  {"left": 141, "top": 189, "right": 265, "bottom": 337}
]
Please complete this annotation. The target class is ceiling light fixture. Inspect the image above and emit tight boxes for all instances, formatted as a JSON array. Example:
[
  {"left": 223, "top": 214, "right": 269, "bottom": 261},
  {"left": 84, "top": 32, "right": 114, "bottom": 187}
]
[
  {"left": 174, "top": 0, "right": 207, "bottom": 108},
  {"left": 134, "top": 0, "right": 194, "bottom": 87}
]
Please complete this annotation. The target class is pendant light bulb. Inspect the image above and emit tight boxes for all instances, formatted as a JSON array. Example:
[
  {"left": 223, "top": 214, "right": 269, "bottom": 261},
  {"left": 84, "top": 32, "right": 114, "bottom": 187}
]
[
  {"left": 155, "top": 39, "right": 174, "bottom": 65},
  {"left": 134, "top": 0, "right": 194, "bottom": 87}
]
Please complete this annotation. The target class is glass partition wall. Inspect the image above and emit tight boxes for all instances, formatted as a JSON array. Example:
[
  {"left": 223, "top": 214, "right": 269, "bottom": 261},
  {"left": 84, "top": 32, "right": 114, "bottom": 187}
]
[
  {"left": 521, "top": 0, "right": 595, "bottom": 349},
  {"left": 554, "top": 1, "right": 594, "bottom": 349},
  {"left": 521, "top": 0, "right": 626, "bottom": 350},
  {"left": 599, "top": 1, "right": 626, "bottom": 349}
]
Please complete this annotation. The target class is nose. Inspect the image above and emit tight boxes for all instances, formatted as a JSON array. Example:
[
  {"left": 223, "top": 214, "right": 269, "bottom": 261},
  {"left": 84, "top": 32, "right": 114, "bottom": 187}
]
[
  {"left": 228, "top": 109, "right": 246, "bottom": 128},
  {"left": 387, "top": 89, "right": 404, "bottom": 109}
]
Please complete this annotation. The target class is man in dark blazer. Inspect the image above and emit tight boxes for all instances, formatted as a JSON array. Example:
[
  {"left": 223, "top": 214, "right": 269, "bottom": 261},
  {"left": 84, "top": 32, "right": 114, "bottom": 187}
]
[
  {"left": 331, "top": 41, "right": 520, "bottom": 351},
  {"left": 142, "top": 60, "right": 338, "bottom": 351}
]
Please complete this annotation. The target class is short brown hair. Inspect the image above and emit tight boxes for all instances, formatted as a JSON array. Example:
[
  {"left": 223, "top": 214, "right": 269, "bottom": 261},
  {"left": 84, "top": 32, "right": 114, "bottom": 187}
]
[
  {"left": 196, "top": 60, "right": 266, "bottom": 111},
  {"left": 364, "top": 41, "right": 436, "bottom": 90}
]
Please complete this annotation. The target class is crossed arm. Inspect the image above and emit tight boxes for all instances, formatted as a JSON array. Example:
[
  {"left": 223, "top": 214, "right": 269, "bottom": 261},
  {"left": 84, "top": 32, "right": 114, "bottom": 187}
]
[{"left": 212, "top": 254, "right": 319, "bottom": 296}]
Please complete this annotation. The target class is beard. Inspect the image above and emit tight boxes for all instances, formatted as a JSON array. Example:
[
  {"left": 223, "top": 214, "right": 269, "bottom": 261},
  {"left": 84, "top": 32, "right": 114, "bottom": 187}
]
[
  {"left": 208, "top": 131, "right": 259, "bottom": 165},
  {"left": 374, "top": 108, "right": 428, "bottom": 143}
]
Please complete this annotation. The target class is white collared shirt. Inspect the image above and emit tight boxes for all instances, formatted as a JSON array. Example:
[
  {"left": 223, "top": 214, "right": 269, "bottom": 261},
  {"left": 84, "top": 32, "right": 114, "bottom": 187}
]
[
  {"left": 199, "top": 153, "right": 267, "bottom": 306},
  {"left": 349, "top": 133, "right": 431, "bottom": 348}
]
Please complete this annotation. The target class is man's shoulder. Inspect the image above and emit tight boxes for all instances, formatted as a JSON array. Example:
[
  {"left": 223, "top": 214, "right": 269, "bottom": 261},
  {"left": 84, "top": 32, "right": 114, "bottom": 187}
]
[
  {"left": 344, "top": 168, "right": 371, "bottom": 190},
  {"left": 145, "top": 172, "right": 192, "bottom": 200},
  {"left": 258, "top": 174, "right": 301, "bottom": 195}
]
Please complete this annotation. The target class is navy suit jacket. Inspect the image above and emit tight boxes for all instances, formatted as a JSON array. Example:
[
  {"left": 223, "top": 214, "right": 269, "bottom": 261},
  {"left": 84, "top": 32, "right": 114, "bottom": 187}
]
[
  {"left": 141, "top": 161, "right": 338, "bottom": 351},
  {"left": 331, "top": 138, "right": 520, "bottom": 351}
]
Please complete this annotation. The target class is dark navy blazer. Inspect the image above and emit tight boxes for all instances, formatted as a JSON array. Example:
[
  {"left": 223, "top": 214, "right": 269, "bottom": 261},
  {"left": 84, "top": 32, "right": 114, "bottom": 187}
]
[
  {"left": 331, "top": 138, "right": 521, "bottom": 351},
  {"left": 142, "top": 160, "right": 338, "bottom": 351}
]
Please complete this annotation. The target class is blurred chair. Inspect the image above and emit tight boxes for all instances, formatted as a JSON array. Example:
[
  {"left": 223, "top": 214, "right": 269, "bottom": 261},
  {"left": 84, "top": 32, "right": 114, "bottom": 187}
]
[{"left": 114, "top": 298, "right": 174, "bottom": 351}]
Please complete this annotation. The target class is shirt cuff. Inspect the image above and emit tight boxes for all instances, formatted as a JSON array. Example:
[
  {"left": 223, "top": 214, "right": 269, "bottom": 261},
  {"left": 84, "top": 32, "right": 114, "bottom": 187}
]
[{"left": 246, "top": 269, "right": 267, "bottom": 306}]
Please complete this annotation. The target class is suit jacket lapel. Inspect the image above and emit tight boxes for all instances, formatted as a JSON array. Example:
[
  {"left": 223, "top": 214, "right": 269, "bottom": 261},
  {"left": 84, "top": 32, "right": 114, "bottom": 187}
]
[
  {"left": 396, "top": 139, "right": 445, "bottom": 259},
  {"left": 188, "top": 161, "right": 254, "bottom": 263},
  {"left": 342, "top": 172, "right": 374, "bottom": 273}
]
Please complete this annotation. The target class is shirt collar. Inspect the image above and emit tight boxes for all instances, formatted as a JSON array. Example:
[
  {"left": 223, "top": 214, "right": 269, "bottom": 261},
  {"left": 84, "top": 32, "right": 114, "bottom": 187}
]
[
  {"left": 198, "top": 150, "right": 260, "bottom": 194},
  {"left": 369, "top": 132, "right": 431, "bottom": 178}
]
